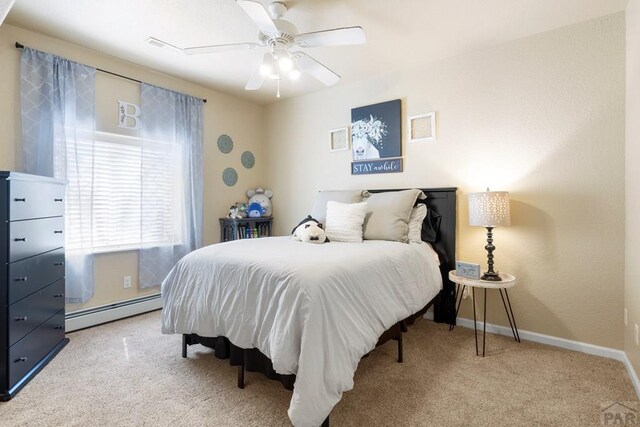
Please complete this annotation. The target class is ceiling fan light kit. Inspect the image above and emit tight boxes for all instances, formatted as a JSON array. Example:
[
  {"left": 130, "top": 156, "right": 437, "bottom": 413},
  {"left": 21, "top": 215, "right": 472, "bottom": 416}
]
[
  {"left": 147, "top": 0, "right": 366, "bottom": 98},
  {"left": 289, "top": 68, "right": 301, "bottom": 80}
]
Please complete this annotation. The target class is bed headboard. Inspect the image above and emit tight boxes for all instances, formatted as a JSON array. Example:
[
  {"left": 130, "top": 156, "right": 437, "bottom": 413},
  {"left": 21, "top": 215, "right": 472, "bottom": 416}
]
[{"left": 367, "top": 187, "right": 457, "bottom": 324}]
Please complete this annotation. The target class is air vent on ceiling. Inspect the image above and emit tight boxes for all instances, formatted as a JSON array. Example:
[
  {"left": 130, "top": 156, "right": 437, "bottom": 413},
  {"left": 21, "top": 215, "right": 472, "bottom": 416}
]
[{"left": 146, "top": 37, "right": 180, "bottom": 52}]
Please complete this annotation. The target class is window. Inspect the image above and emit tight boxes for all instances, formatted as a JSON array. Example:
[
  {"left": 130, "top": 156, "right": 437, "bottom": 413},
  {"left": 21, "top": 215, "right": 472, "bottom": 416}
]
[{"left": 65, "top": 131, "right": 183, "bottom": 252}]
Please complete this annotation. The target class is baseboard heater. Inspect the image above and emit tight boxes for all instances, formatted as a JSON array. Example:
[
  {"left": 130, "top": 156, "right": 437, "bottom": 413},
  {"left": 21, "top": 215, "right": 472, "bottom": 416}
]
[{"left": 65, "top": 294, "right": 162, "bottom": 332}]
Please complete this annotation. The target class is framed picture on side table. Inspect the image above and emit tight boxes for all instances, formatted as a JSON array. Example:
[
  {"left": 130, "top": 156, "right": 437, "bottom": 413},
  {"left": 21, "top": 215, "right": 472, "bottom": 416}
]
[{"left": 455, "top": 261, "right": 481, "bottom": 279}]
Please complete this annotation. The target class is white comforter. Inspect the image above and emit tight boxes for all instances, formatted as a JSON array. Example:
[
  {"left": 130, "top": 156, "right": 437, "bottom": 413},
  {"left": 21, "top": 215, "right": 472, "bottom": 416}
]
[{"left": 161, "top": 236, "right": 442, "bottom": 426}]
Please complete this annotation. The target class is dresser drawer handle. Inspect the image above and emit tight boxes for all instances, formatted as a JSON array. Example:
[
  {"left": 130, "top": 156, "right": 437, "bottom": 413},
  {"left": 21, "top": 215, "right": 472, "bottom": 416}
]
[
  {"left": 54, "top": 198, "right": 63, "bottom": 202},
  {"left": 14, "top": 316, "right": 28, "bottom": 322},
  {"left": 54, "top": 230, "right": 63, "bottom": 234},
  {"left": 14, "top": 238, "right": 26, "bottom": 242},
  {"left": 14, "top": 357, "right": 28, "bottom": 363},
  {"left": 14, "top": 276, "right": 28, "bottom": 282},
  {"left": 54, "top": 326, "right": 64, "bottom": 330},
  {"left": 53, "top": 293, "right": 64, "bottom": 298},
  {"left": 54, "top": 262, "right": 64, "bottom": 266},
  {"left": 14, "top": 198, "right": 26, "bottom": 202}
]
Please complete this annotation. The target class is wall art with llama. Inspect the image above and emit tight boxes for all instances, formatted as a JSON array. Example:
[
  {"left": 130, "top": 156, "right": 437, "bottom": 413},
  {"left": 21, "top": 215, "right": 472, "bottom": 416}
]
[{"left": 350, "top": 99, "right": 402, "bottom": 175}]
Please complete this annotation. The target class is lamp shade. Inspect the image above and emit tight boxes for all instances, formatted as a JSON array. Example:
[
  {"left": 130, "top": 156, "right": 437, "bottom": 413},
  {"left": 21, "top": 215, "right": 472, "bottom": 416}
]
[{"left": 468, "top": 191, "right": 511, "bottom": 227}]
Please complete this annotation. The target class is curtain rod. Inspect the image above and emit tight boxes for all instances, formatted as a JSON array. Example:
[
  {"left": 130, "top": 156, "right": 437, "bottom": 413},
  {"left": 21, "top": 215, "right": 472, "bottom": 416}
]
[{"left": 15, "top": 42, "right": 207, "bottom": 103}]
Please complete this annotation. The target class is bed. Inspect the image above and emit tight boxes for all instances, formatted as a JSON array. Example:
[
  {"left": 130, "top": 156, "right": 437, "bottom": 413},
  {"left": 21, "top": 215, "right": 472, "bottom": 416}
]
[{"left": 161, "top": 188, "right": 457, "bottom": 426}]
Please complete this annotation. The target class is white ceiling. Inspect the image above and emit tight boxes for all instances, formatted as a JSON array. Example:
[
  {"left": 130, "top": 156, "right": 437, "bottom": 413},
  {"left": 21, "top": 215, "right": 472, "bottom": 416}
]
[{"left": 6, "top": 0, "right": 627, "bottom": 105}]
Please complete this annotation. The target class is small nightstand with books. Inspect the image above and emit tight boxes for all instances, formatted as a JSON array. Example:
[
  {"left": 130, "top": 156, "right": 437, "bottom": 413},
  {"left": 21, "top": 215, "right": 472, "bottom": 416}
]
[{"left": 219, "top": 217, "right": 272, "bottom": 242}]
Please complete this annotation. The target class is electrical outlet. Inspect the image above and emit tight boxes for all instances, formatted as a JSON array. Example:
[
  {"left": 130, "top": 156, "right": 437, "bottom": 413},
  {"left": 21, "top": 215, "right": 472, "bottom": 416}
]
[
  {"left": 123, "top": 276, "right": 132, "bottom": 289},
  {"left": 635, "top": 324, "right": 639, "bottom": 346},
  {"left": 625, "top": 308, "right": 628, "bottom": 326}
]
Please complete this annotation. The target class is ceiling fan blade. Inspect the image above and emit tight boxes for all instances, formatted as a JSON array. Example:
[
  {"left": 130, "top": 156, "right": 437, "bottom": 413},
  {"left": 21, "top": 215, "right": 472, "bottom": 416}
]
[
  {"left": 295, "top": 52, "right": 340, "bottom": 86},
  {"left": 237, "top": 0, "right": 278, "bottom": 34},
  {"left": 245, "top": 66, "right": 266, "bottom": 90},
  {"left": 183, "top": 42, "right": 262, "bottom": 55},
  {"left": 294, "top": 26, "right": 366, "bottom": 48}
]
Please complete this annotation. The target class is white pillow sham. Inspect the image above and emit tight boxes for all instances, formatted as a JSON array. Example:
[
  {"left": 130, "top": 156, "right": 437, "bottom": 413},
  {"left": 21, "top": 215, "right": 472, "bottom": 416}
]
[
  {"left": 310, "top": 190, "right": 366, "bottom": 226},
  {"left": 408, "top": 204, "right": 427, "bottom": 243},
  {"left": 325, "top": 201, "right": 368, "bottom": 243}
]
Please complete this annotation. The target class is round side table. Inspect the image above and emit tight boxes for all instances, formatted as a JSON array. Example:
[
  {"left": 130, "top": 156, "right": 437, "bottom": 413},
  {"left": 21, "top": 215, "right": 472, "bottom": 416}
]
[{"left": 448, "top": 271, "right": 520, "bottom": 357}]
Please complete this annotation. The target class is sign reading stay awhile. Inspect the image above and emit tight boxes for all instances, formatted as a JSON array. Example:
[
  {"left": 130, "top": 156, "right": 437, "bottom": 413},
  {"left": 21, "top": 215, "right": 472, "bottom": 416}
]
[{"left": 351, "top": 158, "right": 403, "bottom": 175}]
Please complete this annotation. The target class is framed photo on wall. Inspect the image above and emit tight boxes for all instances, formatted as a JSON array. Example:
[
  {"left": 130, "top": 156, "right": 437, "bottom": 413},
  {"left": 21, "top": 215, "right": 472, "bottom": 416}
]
[
  {"left": 329, "top": 127, "right": 350, "bottom": 152},
  {"left": 351, "top": 99, "right": 403, "bottom": 175},
  {"left": 408, "top": 112, "right": 436, "bottom": 143}
]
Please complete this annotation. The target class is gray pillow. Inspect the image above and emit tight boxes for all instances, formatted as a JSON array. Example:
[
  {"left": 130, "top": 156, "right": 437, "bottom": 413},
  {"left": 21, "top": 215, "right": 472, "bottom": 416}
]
[
  {"left": 362, "top": 189, "right": 426, "bottom": 242},
  {"left": 311, "top": 190, "right": 366, "bottom": 225}
]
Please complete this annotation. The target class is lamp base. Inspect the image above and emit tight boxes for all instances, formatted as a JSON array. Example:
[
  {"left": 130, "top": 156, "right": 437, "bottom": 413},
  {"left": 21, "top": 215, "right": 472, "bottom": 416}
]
[{"left": 481, "top": 271, "right": 502, "bottom": 281}]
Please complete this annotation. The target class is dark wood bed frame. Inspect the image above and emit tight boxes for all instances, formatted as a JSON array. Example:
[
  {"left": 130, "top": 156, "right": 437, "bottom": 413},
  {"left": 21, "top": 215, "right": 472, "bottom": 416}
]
[{"left": 181, "top": 187, "right": 457, "bottom": 426}]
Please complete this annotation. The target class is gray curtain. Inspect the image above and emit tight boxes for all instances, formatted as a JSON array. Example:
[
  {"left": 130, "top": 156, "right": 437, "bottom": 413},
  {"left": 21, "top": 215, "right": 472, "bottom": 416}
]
[
  {"left": 139, "top": 83, "right": 203, "bottom": 288},
  {"left": 20, "top": 47, "right": 96, "bottom": 303}
]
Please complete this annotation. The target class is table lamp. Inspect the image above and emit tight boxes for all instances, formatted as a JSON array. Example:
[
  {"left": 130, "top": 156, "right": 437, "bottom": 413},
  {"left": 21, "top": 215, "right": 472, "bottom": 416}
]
[{"left": 468, "top": 189, "right": 511, "bottom": 281}]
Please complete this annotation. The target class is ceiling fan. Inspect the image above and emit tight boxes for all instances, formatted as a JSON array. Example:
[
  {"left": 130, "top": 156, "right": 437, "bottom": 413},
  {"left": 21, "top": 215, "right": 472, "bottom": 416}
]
[{"left": 147, "top": 0, "right": 366, "bottom": 97}]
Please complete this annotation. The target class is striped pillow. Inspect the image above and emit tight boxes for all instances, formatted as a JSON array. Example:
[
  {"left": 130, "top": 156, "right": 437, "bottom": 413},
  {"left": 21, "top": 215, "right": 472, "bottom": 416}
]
[{"left": 325, "top": 201, "right": 368, "bottom": 243}]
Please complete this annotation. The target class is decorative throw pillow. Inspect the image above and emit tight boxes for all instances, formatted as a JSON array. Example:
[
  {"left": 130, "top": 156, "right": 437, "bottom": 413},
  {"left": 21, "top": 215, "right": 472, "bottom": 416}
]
[
  {"left": 408, "top": 204, "right": 428, "bottom": 243},
  {"left": 310, "top": 190, "right": 366, "bottom": 226},
  {"left": 421, "top": 207, "right": 442, "bottom": 244},
  {"left": 325, "top": 201, "right": 368, "bottom": 243},
  {"left": 362, "top": 189, "right": 426, "bottom": 242}
]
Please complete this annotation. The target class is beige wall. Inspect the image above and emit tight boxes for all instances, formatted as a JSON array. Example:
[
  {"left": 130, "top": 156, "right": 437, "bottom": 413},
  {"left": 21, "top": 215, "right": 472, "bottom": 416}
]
[
  {"left": 0, "top": 24, "right": 264, "bottom": 311},
  {"left": 264, "top": 14, "right": 625, "bottom": 349},
  {"left": 626, "top": 0, "right": 640, "bottom": 373}
]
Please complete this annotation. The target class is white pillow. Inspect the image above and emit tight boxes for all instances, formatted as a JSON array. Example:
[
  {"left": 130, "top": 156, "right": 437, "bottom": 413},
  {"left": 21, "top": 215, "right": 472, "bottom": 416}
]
[
  {"left": 310, "top": 190, "right": 366, "bottom": 226},
  {"left": 325, "top": 201, "right": 368, "bottom": 243},
  {"left": 408, "top": 204, "right": 427, "bottom": 243}
]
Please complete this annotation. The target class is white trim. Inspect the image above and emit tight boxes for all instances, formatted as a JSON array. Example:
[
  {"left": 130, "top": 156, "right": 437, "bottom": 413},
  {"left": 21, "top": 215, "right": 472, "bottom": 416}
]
[
  {"left": 454, "top": 316, "right": 624, "bottom": 360},
  {"left": 624, "top": 353, "right": 640, "bottom": 398},
  {"left": 424, "top": 311, "right": 640, "bottom": 397},
  {"left": 66, "top": 295, "right": 162, "bottom": 332}
]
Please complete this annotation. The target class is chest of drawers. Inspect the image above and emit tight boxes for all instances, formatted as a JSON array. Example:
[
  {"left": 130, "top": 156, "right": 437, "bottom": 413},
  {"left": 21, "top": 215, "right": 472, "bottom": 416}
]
[{"left": 0, "top": 172, "right": 68, "bottom": 400}]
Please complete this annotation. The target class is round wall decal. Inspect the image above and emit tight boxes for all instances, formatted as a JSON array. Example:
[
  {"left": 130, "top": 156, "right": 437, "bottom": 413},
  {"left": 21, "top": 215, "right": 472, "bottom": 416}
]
[
  {"left": 241, "top": 151, "right": 255, "bottom": 169},
  {"left": 217, "top": 134, "right": 233, "bottom": 154},
  {"left": 222, "top": 168, "right": 238, "bottom": 186}
]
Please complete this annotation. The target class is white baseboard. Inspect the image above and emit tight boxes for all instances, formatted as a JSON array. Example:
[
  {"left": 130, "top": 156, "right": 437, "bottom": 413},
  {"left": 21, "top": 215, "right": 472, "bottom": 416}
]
[
  {"left": 624, "top": 354, "right": 640, "bottom": 398},
  {"left": 424, "top": 311, "right": 640, "bottom": 397},
  {"left": 66, "top": 295, "right": 162, "bottom": 332}
]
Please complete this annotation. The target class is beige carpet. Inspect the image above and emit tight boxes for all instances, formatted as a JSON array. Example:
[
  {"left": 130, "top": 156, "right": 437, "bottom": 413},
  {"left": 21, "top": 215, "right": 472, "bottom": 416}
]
[{"left": 0, "top": 311, "right": 635, "bottom": 426}]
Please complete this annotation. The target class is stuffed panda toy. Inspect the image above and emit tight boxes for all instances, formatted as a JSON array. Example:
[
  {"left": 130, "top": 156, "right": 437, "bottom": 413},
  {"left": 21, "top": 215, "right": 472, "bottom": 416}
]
[{"left": 292, "top": 215, "right": 329, "bottom": 244}]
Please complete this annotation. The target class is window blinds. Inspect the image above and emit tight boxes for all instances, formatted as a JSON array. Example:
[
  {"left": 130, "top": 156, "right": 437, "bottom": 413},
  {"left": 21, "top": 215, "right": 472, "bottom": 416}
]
[{"left": 65, "top": 131, "right": 180, "bottom": 252}]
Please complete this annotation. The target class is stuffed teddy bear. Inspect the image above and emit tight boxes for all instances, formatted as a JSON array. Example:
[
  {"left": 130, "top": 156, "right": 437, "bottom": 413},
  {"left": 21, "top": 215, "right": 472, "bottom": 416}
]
[
  {"left": 247, "top": 188, "right": 273, "bottom": 217},
  {"left": 292, "top": 215, "right": 329, "bottom": 244}
]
